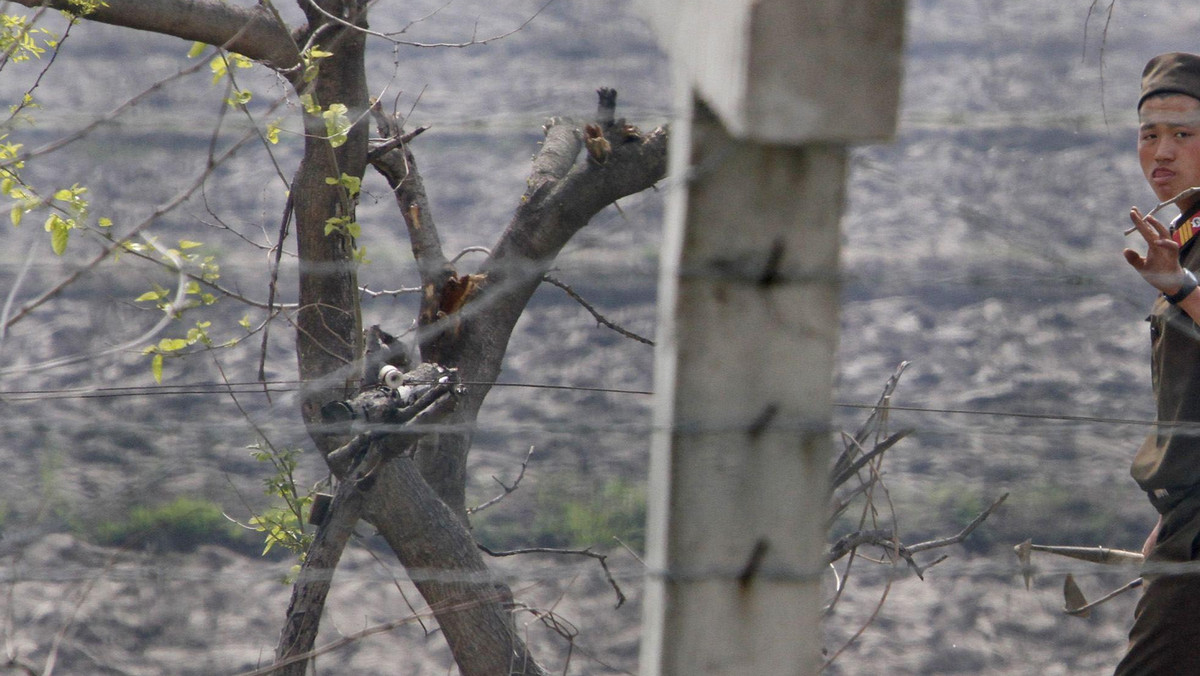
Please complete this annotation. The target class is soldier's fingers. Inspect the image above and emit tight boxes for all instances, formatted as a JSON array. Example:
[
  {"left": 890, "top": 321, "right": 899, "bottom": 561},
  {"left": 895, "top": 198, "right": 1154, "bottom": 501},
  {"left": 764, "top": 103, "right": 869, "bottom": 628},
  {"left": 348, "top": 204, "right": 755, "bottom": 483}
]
[{"left": 1131, "top": 207, "right": 1170, "bottom": 241}]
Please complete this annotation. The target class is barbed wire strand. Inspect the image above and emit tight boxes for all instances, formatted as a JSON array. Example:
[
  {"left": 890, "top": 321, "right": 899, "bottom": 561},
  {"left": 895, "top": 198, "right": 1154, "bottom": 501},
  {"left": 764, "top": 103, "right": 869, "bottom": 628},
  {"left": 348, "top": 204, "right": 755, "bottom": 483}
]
[{"left": 0, "top": 379, "right": 1166, "bottom": 430}]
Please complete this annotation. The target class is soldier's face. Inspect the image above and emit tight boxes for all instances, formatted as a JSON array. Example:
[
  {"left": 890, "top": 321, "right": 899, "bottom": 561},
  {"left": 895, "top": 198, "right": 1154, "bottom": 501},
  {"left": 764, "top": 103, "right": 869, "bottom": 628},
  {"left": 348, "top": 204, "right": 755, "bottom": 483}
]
[{"left": 1140, "top": 94, "right": 1200, "bottom": 211}]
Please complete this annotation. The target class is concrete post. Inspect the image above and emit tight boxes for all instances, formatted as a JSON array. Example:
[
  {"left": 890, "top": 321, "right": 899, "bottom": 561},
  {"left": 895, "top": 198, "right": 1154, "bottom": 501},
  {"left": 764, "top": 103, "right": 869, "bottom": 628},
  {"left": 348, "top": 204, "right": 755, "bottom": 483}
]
[{"left": 638, "top": 2, "right": 905, "bottom": 673}]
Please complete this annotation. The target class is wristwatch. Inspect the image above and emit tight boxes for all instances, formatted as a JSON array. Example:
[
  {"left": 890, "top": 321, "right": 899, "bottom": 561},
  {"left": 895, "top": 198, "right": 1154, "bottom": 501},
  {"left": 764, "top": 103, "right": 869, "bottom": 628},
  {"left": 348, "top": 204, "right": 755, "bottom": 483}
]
[{"left": 1166, "top": 269, "right": 1199, "bottom": 305}]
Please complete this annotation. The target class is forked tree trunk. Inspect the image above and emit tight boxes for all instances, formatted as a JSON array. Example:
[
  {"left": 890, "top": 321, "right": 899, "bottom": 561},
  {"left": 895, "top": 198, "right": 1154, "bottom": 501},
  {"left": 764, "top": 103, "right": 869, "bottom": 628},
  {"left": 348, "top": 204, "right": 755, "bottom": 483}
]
[{"left": 5, "top": 0, "right": 667, "bottom": 671}]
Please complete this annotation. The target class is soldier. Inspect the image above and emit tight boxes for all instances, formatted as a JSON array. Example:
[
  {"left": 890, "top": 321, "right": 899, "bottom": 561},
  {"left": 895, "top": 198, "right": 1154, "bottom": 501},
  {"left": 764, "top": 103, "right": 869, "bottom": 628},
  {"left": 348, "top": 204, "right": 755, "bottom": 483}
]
[{"left": 1118, "top": 52, "right": 1200, "bottom": 675}]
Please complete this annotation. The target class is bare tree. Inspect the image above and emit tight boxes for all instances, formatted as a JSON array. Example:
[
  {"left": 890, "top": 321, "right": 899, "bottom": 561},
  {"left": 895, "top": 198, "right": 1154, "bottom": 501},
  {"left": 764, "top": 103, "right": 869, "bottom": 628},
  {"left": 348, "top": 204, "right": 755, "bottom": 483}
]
[{"left": 1, "top": 0, "right": 667, "bottom": 672}]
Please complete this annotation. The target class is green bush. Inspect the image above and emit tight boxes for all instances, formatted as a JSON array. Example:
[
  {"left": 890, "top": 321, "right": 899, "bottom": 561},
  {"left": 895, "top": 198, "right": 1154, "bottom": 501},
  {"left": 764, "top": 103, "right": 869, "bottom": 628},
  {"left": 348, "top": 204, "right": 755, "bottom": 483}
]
[
  {"left": 88, "top": 496, "right": 249, "bottom": 552},
  {"left": 474, "top": 475, "right": 647, "bottom": 553}
]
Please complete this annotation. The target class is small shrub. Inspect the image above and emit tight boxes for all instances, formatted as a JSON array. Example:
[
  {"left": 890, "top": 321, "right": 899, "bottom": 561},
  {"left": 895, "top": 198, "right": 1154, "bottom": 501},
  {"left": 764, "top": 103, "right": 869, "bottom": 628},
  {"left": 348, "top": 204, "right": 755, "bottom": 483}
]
[
  {"left": 88, "top": 496, "right": 247, "bottom": 552},
  {"left": 474, "top": 475, "right": 646, "bottom": 552}
]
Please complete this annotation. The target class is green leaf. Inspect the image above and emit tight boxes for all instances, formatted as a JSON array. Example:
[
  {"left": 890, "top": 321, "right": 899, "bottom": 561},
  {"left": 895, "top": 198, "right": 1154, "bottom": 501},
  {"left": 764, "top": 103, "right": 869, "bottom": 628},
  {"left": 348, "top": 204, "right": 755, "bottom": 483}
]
[
  {"left": 226, "top": 89, "right": 252, "bottom": 107},
  {"left": 151, "top": 354, "right": 164, "bottom": 384},
  {"left": 45, "top": 215, "right": 69, "bottom": 255},
  {"left": 98, "top": 217, "right": 112, "bottom": 228},
  {"left": 10, "top": 206, "right": 22, "bottom": 227},
  {"left": 51, "top": 228, "right": 68, "bottom": 255},
  {"left": 265, "top": 120, "right": 281, "bottom": 145},
  {"left": 134, "top": 290, "right": 162, "bottom": 303},
  {"left": 322, "top": 103, "right": 350, "bottom": 148},
  {"left": 157, "top": 338, "right": 189, "bottom": 352},
  {"left": 299, "top": 94, "right": 320, "bottom": 115},
  {"left": 187, "top": 41, "right": 206, "bottom": 58},
  {"left": 339, "top": 173, "right": 360, "bottom": 197},
  {"left": 209, "top": 55, "right": 228, "bottom": 83},
  {"left": 178, "top": 240, "right": 202, "bottom": 249}
]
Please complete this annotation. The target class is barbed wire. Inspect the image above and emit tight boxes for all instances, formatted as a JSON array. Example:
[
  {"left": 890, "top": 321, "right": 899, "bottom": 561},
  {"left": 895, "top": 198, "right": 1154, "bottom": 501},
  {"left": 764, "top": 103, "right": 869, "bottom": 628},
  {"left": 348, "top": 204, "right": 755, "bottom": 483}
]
[
  {"left": 0, "top": 378, "right": 1168, "bottom": 432},
  {"left": 0, "top": 546, "right": 1155, "bottom": 585}
]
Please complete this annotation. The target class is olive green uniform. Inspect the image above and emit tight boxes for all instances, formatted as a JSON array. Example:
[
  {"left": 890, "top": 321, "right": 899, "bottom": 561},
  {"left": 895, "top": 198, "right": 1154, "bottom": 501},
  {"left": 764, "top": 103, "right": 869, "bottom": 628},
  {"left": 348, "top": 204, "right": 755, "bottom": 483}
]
[{"left": 1117, "top": 208, "right": 1200, "bottom": 676}]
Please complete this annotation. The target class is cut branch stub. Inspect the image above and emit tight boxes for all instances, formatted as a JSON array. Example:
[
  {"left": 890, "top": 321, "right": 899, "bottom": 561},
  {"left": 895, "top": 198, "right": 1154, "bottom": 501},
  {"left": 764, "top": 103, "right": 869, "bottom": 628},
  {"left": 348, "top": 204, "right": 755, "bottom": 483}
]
[{"left": 596, "top": 87, "right": 617, "bottom": 126}]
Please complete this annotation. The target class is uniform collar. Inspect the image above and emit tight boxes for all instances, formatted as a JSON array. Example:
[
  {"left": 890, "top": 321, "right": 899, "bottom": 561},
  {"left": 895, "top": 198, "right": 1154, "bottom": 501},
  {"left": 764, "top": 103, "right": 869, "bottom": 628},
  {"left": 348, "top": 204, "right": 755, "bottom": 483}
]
[{"left": 1172, "top": 201, "right": 1200, "bottom": 250}]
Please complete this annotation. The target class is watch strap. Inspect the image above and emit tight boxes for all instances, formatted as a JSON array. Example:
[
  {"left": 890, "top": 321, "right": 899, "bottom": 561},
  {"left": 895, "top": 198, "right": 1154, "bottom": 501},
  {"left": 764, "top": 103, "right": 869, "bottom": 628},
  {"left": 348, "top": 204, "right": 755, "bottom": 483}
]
[{"left": 1166, "top": 269, "right": 1199, "bottom": 305}]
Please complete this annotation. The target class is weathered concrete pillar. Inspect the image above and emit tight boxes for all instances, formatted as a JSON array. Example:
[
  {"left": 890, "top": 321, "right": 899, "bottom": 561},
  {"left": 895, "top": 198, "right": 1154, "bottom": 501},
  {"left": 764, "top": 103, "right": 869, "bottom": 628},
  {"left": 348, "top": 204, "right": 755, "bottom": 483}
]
[{"left": 638, "top": 2, "right": 905, "bottom": 673}]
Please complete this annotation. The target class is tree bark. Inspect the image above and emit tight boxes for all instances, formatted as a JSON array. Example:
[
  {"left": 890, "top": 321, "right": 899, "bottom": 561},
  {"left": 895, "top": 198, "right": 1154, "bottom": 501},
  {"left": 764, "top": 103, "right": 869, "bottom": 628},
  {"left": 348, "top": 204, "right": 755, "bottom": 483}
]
[
  {"left": 291, "top": 0, "right": 370, "bottom": 453},
  {"left": 368, "top": 107, "right": 667, "bottom": 518},
  {"left": 424, "top": 113, "right": 668, "bottom": 514},
  {"left": 6, "top": 0, "right": 300, "bottom": 71},
  {"left": 365, "top": 456, "right": 549, "bottom": 676},
  {"left": 273, "top": 482, "right": 364, "bottom": 676},
  {"left": 276, "top": 370, "right": 549, "bottom": 676}
]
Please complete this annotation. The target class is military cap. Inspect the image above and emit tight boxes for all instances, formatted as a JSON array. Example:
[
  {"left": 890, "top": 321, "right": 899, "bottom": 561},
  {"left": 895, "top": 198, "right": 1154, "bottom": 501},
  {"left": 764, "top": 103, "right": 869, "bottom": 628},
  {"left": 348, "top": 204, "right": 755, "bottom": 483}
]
[{"left": 1140, "top": 52, "right": 1200, "bottom": 109}]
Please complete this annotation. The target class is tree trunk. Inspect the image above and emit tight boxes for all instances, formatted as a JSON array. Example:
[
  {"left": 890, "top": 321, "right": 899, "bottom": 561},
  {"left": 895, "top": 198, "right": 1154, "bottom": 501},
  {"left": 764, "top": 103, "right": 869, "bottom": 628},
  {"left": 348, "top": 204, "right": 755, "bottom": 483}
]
[
  {"left": 366, "top": 457, "right": 549, "bottom": 676},
  {"left": 292, "top": 1, "right": 371, "bottom": 451},
  {"left": 0, "top": 2, "right": 669, "bottom": 669}
]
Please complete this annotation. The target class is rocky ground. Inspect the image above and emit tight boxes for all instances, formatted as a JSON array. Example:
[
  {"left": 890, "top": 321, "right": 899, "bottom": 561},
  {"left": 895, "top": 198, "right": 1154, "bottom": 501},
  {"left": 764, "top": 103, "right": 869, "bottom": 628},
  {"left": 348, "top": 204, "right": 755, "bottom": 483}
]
[{"left": 3, "top": 0, "right": 1200, "bottom": 673}]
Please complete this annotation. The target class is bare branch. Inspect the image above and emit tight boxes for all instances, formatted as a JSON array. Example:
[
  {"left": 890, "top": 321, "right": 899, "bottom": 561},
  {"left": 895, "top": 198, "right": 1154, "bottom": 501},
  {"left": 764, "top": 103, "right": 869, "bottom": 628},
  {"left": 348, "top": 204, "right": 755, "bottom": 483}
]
[
  {"left": 829, "top": 429, "right": 910, "bottom": 489},
  {"left": 366, "top": 125, "right": 429, "bottom": 163},
  {"left": 4, "top": 58, "right": 207, "bottom": 169},
  {"left": 0, "top": 243, "right": 36, "bottom": 353},
  {"left": 0, "top": 234, "right": 190, "bottom": 376},
  {"left": 3, "top": 16, "right": 74, "bottom": 120},
  {"left": 612, "top": 536, "right": 645, "bottom": 567},
  {"left": 828, "top": 476, "right": 875, "bottom": 527},
  {"left": 468, "top": 445, "right": 535, "bottom": 515},
  {"left": 850, "top": 360, "right": 910, "bottom": 447},
  {"left": 299, "top": 0, "right": 521, "bottom": 50},
  {"left": 386, "top": 0, "right": 558, "bottom": 47},
  {"left": 542, "top": 275, "right": 654, "bottom": 346},
  {"left": 478, "top": 544, "right": 626, "bottom": 609},
  {"left": 450, "top": 246, "right": 491, "bottom": 264},
  {"left": 260, "top": 191, "right": 294, "bottom": 383},
  {"left": 908, "top": 492, "right": 1008, "bottom": 554},
  {"left": 827, "top": 494, "right": 1008, "bottom": 575},
  {"left": 820, "top": 564, "right": 898, "bottom": 673},
  {"left": 367, "top": 101, "right": 453, "bottom": 341}
]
